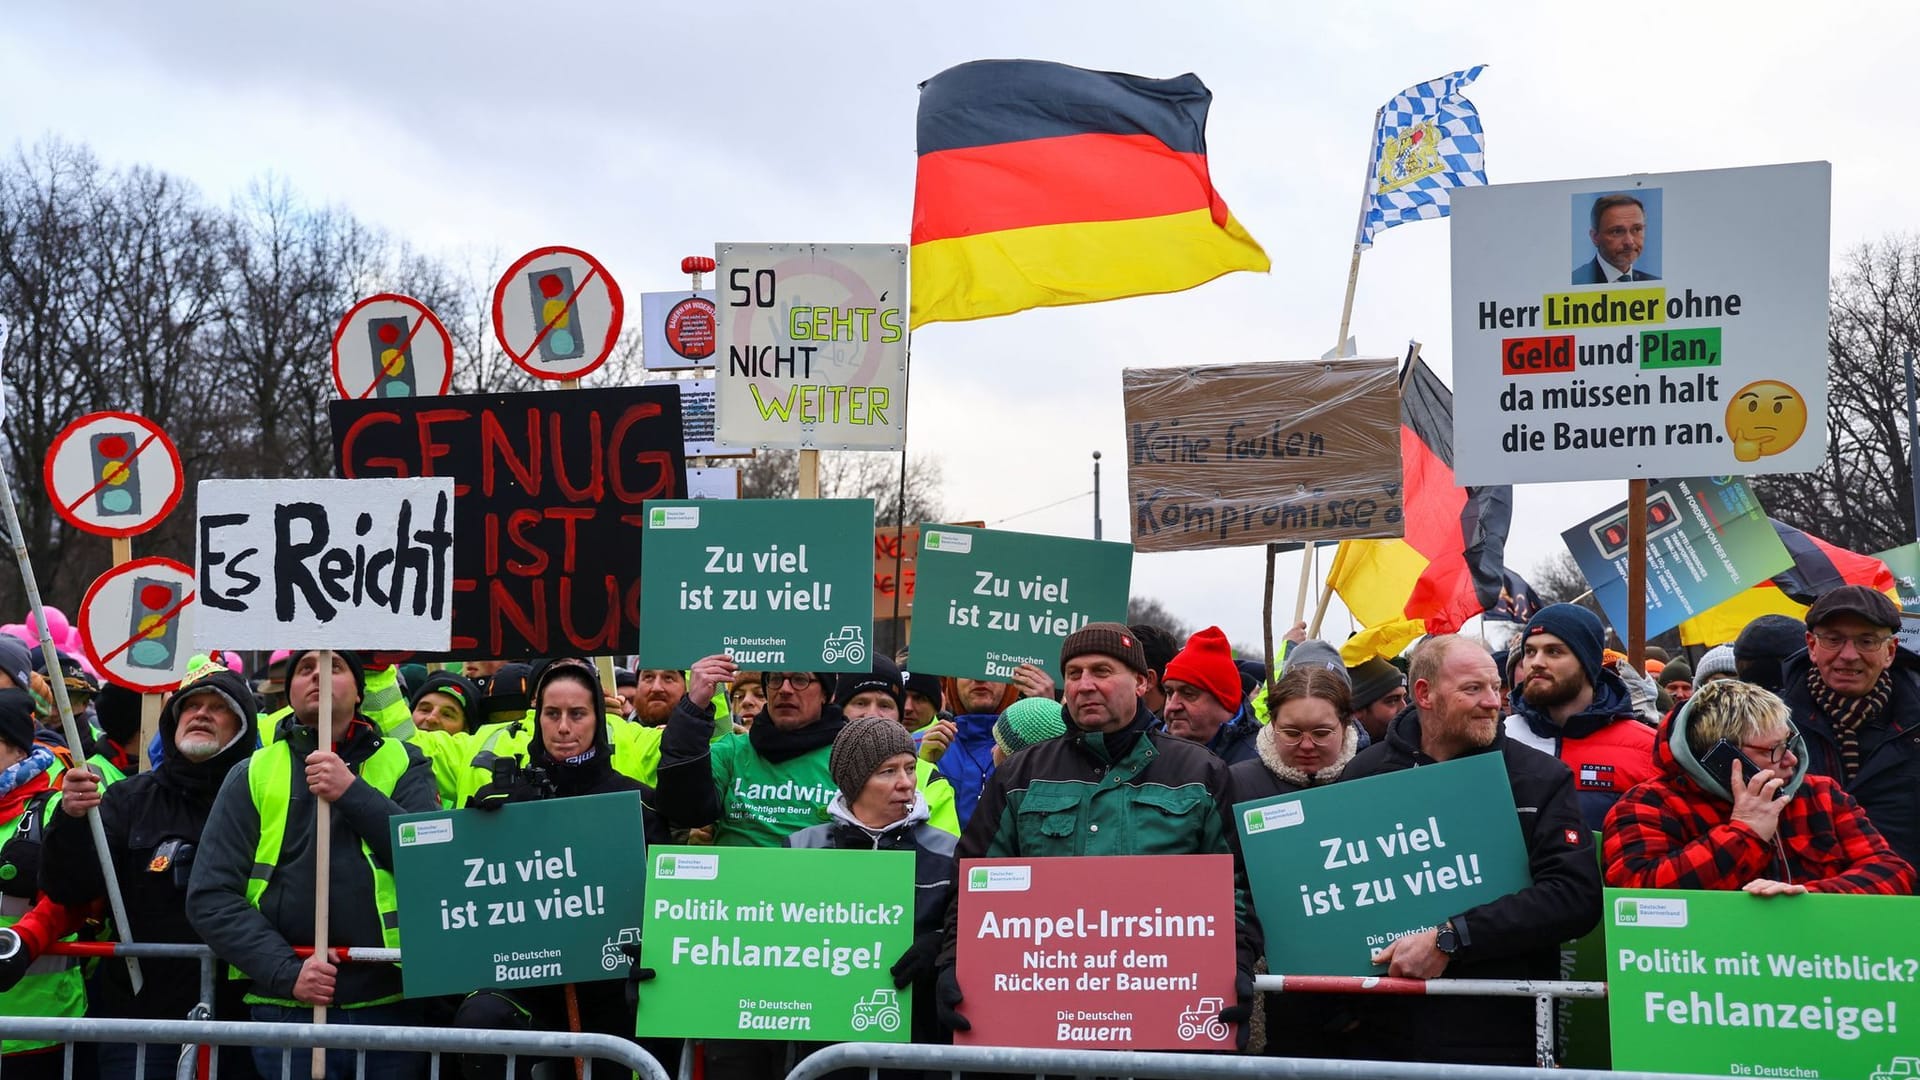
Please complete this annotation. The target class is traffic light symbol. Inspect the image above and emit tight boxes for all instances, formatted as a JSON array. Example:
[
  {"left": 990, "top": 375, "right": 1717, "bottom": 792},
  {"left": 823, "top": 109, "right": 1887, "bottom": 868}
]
[
  {"left": 365, "top": 316, "right": 417, "bottom": 398},
  {"left": 528, "top": 267, "right": 585, "bottom": 361},
  {"left": 127, "top": 578, "right": 181, "bottom": 670},
  {"left": 89, "top": 431, "right": 143, "bottom": 517}
]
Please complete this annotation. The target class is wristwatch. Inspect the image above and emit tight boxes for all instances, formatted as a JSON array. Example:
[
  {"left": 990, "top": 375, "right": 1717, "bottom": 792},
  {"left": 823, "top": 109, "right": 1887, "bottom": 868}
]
[{"left": 1435, "top": 920, "right": 1461, "bottom": 956}]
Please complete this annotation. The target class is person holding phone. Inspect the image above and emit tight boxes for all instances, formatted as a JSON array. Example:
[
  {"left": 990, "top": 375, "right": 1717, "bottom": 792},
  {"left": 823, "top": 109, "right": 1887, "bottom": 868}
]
[{"left": 1602, "top": 679, "right": 1914, "bottom": 895}]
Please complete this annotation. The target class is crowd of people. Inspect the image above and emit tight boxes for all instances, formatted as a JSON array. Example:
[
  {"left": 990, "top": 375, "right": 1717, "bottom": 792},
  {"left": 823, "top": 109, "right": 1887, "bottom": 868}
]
[{"left": 0, "top": 582, "right": 1913, "bottom": 1078}]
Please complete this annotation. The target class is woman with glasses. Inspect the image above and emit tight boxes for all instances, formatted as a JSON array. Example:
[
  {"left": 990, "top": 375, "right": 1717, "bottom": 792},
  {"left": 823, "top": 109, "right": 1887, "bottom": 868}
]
[
  {"left": 1603, "top": 679, "right": 1914, "bottom": 895},
  {"left": 1226, "top": 666, "right": 1364, "bottom": 1059}
]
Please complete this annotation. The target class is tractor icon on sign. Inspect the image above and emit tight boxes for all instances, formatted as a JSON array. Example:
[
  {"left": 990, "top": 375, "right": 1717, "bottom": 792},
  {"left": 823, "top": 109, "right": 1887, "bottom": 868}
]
[
  {"left": 850, "top": 988, "right": 901, "bottom": 1034},
  {"left": 1176, "top": 997, "right": 1230, "bottom": 1042},
  {"left": 602, "top": 927, "right": 641, "bottom": 971},
  {"left": 822, "top": 626, "right": 866, "bottom": 666}
]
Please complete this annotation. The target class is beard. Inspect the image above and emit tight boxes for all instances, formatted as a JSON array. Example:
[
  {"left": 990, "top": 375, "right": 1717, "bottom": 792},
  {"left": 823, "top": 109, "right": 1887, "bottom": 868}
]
[
  {"left": 176, "top": 732, "right": 226, "bottom": 762},
  {"left": 1520, "top": 671, "right": 1582, "bottom": 709}
]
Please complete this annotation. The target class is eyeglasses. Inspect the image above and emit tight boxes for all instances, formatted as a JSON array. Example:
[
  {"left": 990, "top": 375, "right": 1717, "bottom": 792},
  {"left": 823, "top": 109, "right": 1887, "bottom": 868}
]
[
  {"left": 1741, "top": 728, "right": 1801, "bottom": 766},
  {"left": 1274, "top": 726, "right": 1342, "bottom": 745},
  {"left": 765, "top": 673, "right": 815, "bottom": 689},
  {"left": 1811, "top": 631, "right": 1894, "bottom": 654}
]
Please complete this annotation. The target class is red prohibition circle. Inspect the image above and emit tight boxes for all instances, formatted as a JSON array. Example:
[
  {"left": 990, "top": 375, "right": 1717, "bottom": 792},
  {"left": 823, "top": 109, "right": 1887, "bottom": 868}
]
[
  {"left": 330, "top": 293, "right": 456, "bottom": 400},
  {"left": 490, "top": 245, "right": 626, "bottom": 382},
  {"left": 43, "top": 411, "right": 185, "bottom": 539},
  {"left": 77, "top": 556, "right": 197, "bottom": 693}
]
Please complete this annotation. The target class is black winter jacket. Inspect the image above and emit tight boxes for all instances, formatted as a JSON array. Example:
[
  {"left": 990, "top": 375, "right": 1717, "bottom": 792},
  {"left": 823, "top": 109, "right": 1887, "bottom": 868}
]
[
  {"left": 1779, "top": 648, "right": 1920, "bottom": 871},
  {"left": 1336, "top": 709, "right": 1601, "bottom": 1066}
]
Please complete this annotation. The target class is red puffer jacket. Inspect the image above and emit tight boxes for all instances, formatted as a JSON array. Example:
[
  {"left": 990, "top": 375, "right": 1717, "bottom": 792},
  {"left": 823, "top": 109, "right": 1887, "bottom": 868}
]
[{"left": 1602, "top": 706, "right": 1915, "bottom": 894}]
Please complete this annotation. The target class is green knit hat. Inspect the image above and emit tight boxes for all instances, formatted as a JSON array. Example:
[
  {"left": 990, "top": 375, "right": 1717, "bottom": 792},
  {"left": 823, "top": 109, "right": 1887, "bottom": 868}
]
[{"left": 993, "top": 697, "right": 1067, "bottom": 757}]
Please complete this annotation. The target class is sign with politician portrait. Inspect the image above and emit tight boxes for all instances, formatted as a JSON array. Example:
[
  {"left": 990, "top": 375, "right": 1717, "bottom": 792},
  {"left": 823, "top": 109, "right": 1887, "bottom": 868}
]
[{"left": 1450, "top": 162, "right": 1830, "bottom": 485}]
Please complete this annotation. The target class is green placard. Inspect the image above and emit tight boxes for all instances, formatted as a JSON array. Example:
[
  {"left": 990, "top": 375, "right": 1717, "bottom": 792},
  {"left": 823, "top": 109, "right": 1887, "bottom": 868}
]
[
  {"left": 636, "top": 845, "right": 916, "bottom": 1041},
  {"left": 638, "top": 498, "right": 874, "bottom": 671},
  {"left": 1235, "top": 753, "right": 1534, "bottom": 975},
  {"left": 390, "top": 792, "right": 649, "bottom": 999},
  {"left": 1874, "top": 543, "right": 1920, "bottom": 608},
  {"left": 908, "top": 524, "right": 1133, "bottom": 682},
  {"left": 1604, "top": 888, "right": 1920, "bottom": 1078}
]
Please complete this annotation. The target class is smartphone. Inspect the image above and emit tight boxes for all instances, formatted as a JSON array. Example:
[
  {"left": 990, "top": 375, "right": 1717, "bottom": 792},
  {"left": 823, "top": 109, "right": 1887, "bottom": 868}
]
[{"left": 1699, "top": 739, "right": 1784, "bottom": 799}]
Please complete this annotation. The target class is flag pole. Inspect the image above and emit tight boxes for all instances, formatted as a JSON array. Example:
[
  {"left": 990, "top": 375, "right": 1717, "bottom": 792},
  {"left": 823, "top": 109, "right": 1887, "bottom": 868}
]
[
  {"left": 1335, "top": 107, "right": 1386, "bottom": 355},
  {"left": 1627, "top": 481, "right": 1648, "bottom": 671}
]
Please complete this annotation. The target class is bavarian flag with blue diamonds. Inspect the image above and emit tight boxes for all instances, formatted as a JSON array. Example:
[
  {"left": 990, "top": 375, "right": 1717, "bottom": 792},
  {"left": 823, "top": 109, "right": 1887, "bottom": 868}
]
[
  {"left": 1359, "top": 65, "right": 1488, "bottom": 249},
  {"left": 910, "top": 60, "right": 1269, "bottom": 329}
]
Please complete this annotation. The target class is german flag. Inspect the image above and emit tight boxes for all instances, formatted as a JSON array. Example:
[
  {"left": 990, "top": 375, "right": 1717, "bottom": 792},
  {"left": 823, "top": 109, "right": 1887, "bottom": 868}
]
[
  {"left": 910, "top": 60, "right": 1269, "bottom": 329},
  {"left": 1330, "top": 356, "right": 1516, "bottom": 661}
]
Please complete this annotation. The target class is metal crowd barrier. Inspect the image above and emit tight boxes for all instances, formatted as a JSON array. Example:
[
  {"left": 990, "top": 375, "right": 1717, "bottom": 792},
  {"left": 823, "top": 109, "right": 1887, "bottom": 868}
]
[
  {"left": 0, "top": 1017, "right": 669, "bottom": 1080},
  {"left": 786, "top": 1043, "right": 1724, "bottom": 1080},
  {"left": 1255, "top": 974, "right": 1608, "bottom": 1069}
]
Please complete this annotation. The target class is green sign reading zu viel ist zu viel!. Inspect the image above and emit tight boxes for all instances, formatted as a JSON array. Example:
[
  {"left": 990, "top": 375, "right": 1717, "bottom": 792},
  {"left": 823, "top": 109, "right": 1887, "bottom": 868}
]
[
  {"left": 637, "top": 498, "right": 874, "bottom": 672},
  {"left": 389, "top": 791, "right": 649, "bottom": 999},
  {"left": 635, "top": 845, "right": 916, "bottom": 1042}
]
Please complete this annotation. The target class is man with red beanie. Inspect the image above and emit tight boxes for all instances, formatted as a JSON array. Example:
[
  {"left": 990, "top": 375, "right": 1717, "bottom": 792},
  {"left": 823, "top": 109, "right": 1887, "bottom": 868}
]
[{"left": 1161, "top": 626, "right": 1260, "bottom": 765}]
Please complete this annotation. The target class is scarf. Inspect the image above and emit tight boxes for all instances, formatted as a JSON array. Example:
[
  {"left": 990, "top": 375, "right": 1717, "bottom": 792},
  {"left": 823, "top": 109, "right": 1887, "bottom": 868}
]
[
  {"left": 748, "top": 710, "right": 847, "bottom": 764},
  {"left": 1806, "top": 667, "right": 1891, "bottom": 780},
  {"left": 0, "top": 746, "right": 56, "bottom": 824}
]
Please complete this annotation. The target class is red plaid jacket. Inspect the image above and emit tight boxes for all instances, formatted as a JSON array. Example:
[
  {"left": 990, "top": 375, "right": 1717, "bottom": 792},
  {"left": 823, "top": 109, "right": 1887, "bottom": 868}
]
[{"left": 1603, "top": 715, "right": 1915, "bottom": 894}]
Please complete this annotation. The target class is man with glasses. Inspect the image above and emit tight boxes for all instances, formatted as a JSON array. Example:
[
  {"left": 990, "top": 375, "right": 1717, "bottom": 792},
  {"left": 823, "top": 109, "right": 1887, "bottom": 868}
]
[
  {"left": 1778, "top": 585, "right": 1920, "bottom": 869},
  {"left": 1503, "top": 603, "right": 1658, "bottom": 830},
  {"left": 1604, "top": 678, "right": 1913, "bottom": 894}
]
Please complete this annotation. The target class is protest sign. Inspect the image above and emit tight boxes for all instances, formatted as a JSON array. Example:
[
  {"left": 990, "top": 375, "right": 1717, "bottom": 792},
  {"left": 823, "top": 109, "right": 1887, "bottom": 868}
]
[
  {"left": 1236, "top": 752, "right": 1533, "bottom": 975},
  {"left": 492, "top": 246, "right": 625, "bottom": 381},
  {"left": 1564, "top": 477, "right": 1793, "bottom": 640},
  {"left": 713, "top": 243, "right": 908, "bottom": 450},
  {"left": 670, "top": 378, "right": 751, "bottom": 457},
  {"left": 637, "top": 498, "right": 872, "bottom": 670},
  {"left": 390, "top": 791, "right": 649, "bottom": 999},
  {"left": 329, "top": 385, "right": 687, "bottom": 659},
  {"left": 194, "top": 477, "right": 454, "bottom": 650},
  {"left": 1450, "top": 162, "right": 1831, "bottom": 484},
  {"left": 1872, "top": 543, "right": 1920, "bottom": 651},
  {"left": 873, "top": 522, "right": 985, "bottom": 620},
  {"left": 1121, "top": 359, "right": 1404, "bottom": 553},
  {"left": 44, "top": 411, "right": 184, "bottom": 539},
  {"left": 330, "top": 293, "right": 454, "bottom": 400},
  {"left": 77, "top": 556, "right": 196, "bottom": 693},
  {"left": 955, "top": 855, "right": 1239, "bottom": 1050},
  {"left": 1604, "top": 888, "right": 1920, "bottom": 1078},
  {"left": 641, "top": 289, "right": 718, "bottom": 370},
  {"left": 636, "top": 846, "right": 915, "bottom": 1042},
  {"left": 907, "top": 525, "right": 1132, "bottom": 682}
]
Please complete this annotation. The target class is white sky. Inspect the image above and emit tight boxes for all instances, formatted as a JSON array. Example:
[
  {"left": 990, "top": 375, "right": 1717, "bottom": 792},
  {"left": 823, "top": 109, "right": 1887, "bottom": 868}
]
[{"left": 4, "top": 1, "right": 1913, "bottom": 655}]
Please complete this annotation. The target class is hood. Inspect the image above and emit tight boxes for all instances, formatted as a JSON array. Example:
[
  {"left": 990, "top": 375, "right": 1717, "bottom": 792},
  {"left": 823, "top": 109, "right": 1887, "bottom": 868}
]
[
  {"left": 1507, "top": 665, "right": 1638, "bottom": 739},
  {"left": 824, "top": 791, "right": 930, "bottom": 838},
  {"left": 527, "top": 659, "right": 613, "bottom": 770},
  {"left": 159, "top": 666, "right": 259, "bottom": 795},
  {"left": 1656, "top": 694, "right": 1808, "bottom": 804}
]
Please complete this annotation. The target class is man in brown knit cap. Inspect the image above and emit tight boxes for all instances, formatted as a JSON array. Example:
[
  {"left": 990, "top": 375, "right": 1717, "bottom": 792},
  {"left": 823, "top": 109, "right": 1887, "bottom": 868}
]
[{"left": 932, "top": 623, "right": 1259, "bottom": 1046}]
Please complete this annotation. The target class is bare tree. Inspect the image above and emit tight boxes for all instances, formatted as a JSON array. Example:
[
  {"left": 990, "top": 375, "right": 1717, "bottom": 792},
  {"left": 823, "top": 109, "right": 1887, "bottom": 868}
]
[
  {"left": 1752, "top": 237, "right": 1920, "bottom": 554},
  {"left": 1126, "top": 596, "right": 1193, "bottom": 641},
  {"left": 739, "top": 450, "right": 945, "bottom": 525}
]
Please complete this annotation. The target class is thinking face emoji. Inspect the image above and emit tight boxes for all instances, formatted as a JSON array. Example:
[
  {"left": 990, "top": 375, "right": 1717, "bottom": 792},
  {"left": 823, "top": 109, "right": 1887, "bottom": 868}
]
[{"left": 1725, "top": 381, "right": 1808, "bottom": 462}]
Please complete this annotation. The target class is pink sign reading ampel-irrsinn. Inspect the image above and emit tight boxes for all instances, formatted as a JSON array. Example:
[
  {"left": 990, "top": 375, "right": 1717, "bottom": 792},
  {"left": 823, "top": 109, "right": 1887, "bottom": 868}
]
[{"left": 955, "top": 854, "right": 1239, "bottom": 1049}]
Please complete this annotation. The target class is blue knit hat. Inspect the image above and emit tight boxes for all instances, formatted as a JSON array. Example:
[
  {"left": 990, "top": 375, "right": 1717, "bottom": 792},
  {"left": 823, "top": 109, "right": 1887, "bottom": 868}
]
[{"left": 1522, "top": 603, "right": 1606, "bottom": 687}]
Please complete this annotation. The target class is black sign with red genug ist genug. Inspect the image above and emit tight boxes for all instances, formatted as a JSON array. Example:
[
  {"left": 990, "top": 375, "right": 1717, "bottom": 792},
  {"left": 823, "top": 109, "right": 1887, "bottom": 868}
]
[{"left": 329, "top": 385, "right": 686, "bottom": 660}]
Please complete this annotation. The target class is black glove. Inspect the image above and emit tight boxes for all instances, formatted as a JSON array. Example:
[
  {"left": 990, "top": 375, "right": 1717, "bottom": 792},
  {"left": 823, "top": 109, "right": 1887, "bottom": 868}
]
[
  {"left": 467, "top": 761, "right": 535, "bottom": 812},
  {"left": 620, "top": 943, "right": 656, "bottom": 1008},
  {"left": 0, "top": 929, "right": 33, "bottom": 993},
  {"left": 889, "top": 931, "right": 941, "bottom": 990},
  {"left": 1215, "top": 967, "right": 1256, "bottom": 1051},
  {"left": 934, "top": 965, "right": 969, "bottom": 1032}
]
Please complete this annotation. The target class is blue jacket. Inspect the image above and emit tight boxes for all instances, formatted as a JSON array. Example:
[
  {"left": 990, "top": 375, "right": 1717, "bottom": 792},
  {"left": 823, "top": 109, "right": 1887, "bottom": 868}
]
[
  {"left": 1205, "top": 703, "right": 1261, "bottom": 766},
  {"left": 934, "top": 712, "right": 1000, "bottom": 828}
]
